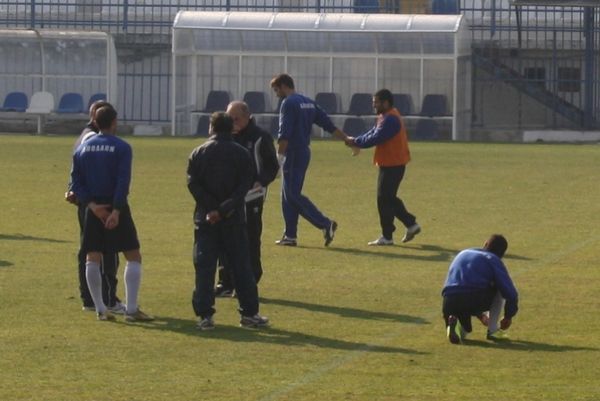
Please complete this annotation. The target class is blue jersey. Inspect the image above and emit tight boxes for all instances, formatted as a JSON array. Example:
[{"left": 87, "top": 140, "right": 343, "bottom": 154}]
[
  {"left": 277, "top": 93, "right": 336, "bottom": 152},
  {"left": 442, "top": 248, "right": 519, "bottom": 318},
  {"left": 71, "top": 133, "right": 132, "bottom": 210}
]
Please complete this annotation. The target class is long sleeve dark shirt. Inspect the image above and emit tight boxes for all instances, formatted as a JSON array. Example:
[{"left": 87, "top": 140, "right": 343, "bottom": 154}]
[{"left": 187, "top": 131, "right": 253, "bottom": 225}]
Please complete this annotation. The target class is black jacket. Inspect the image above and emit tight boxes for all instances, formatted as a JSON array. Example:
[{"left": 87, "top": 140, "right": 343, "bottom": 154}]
[
  {"left": 233, "top": 118, "right": 279, "bottom": 188},
  {"left": 187, "top": 132, "right": 253, "bottom": 225}
]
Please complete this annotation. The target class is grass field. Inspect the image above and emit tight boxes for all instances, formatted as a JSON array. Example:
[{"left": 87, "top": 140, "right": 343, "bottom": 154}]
[{"left": 1, "top": 134, "right": 600, "bottom": 401}]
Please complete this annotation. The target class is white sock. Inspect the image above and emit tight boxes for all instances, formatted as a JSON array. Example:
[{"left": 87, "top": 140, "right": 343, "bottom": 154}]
[
  {"left": 124, "top": 261, "right": 142, "bottom": 314},
  {"left": 85, "top": 261, "right": 106, "bottom": 313},
  {"left": 488, "top": 292, "right": 506, "bottom": 333}
]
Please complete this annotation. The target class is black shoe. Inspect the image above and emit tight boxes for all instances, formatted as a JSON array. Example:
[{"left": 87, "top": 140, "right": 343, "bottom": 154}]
[
  {"left": 240, "top": 314, "right": 269, "bottom": 328},
  {"left": 215, "top": 285, "right": 234, "bottom": 298},
  {"left": 324, "top": 220, "right": 337, "bottom": 247},
  {"left": 275, "top": 236, "right": 297, "bottom": 246},
  {"left": 446, "top": 315, "right": 463, "bottom": 344}
]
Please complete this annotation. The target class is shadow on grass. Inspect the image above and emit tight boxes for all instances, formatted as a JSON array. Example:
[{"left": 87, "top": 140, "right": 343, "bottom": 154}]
[
  {"left": 298, "top": 243, "right": 458, "bottom": 262},
  {"left": 260, "top": 297, "right": 429, "bottom": 325},
  {"left": 298, "top": 243, "right": 531, "bottom": 263},
  {"left": 464, "top": 338, "right": 597, "bottom": 352},
  {"left": 121, "top": 316, "right": 426, "bottom": 355},
  {"left": 0, "top": 233, "right": 68, "bottom": 243},
  {"left": 0, "top": 260, "right": 14, "bottom": 268}
]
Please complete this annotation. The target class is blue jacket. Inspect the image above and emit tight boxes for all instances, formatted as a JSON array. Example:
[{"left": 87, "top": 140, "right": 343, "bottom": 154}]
[
  {"left": 71, "top": 133, "right": 132, "bottom": 210},
  {"left": 442, "top": 248, "right": 519, "bottom": 318},
  {"left": 277, "top": 93, "right": 336, "bottom": 152}
]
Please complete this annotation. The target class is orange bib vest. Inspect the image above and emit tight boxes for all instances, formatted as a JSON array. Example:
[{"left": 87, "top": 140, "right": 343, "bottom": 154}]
[{"left": 373, "top": 108, "right": 411, "bottom": 167}]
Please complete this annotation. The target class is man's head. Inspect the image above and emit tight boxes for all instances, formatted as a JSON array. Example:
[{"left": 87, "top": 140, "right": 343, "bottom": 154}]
[
  {"left": 209, "top": 111, "right": 233, "bottom": 136},
  {"left": 373, "top": 89, "right": 394, "bottom": 115},
  {"left": 89, "top": 101, "right": 113, "bottom": 128},
  {"left": 483, "top": 234, "right": 508, "bottom": 258},
  {"left": 270, "top": 73, "right": 295, "bottom": 99},
  {"left": 226, "top": 101, "right": 251, "bottom": 134},
  {"left": 95, "top": 105, "right": 118, "bottom": 133}
]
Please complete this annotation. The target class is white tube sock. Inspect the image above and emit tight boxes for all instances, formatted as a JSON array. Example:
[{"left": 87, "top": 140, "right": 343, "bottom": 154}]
[
  {"left": 488, "top": 292, "right": 506, "bottom": 333},
  {"left": 85, "top": 261, "right": 106, "bottom": 313},
  {"left": 124, "top": 261, "right": 142, "bottom": 314}
]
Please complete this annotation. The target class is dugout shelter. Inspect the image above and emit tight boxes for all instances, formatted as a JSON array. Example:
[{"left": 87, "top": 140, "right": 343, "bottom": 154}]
[
  {"left": 0, "top": 29, "right": 118, "bottom": 132},
  {"left": 172, "top": 11, "right": 471, "bottom": 140}
]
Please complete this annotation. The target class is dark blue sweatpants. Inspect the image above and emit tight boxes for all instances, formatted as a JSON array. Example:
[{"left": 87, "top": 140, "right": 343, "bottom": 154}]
[{"left": 281, "top": 148, "right": 331, "bottom": 239}]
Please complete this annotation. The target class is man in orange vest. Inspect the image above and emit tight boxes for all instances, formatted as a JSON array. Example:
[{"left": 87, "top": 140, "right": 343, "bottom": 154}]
[{"left": 345, "top": 89, "right": 421, "bottom": 246}]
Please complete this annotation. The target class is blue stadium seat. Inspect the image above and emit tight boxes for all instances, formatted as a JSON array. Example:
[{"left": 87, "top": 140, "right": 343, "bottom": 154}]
[
  {"left": 431, "top": 0, "right": 459, "bottom": 14},
  {"left": 243, "top": 91, "right": 269, "bottom": 114},
  {"left": 414, "top": 118, "right": 439, "bottom": 140},
  {"left": 56, "top": 93, "right": 85, "bottom": 114},
  {"left": 393, "top": 93, "right": 414, "bottom": 116},
  {"left": 203, "top": 90, "right": 230, "bottom": 113},
  {"left": 88, "top": 93, "right": 107, "bottom": 109},
  {"left": 0, "top": 92, "right": 28, "bottom": 112},
  {"left": 420, "top": 94, "right": 448, "bottom": 117},
  {"left": 343, "top": 117, "right": 367, "bottom": 137},
  {"left": 347, "top": 93, "right": 373, "bottom": 116},
  {"left": 315, "top": 92, "right": 340, "bottom": 115},
  {"left": 195, "top": 115, "right": 210, "bottom": 136}
]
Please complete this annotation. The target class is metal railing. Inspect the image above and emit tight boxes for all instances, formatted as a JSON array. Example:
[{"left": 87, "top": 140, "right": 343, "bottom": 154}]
[{"left": 1, "top": 0, "right": 599, "bottom": 129}]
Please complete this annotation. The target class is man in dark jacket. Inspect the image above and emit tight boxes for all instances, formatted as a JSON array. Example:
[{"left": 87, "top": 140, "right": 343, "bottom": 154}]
[
  {"left": 187, "top": 112, "right": 269, "bottom": 330},
  {"left": 214, "top": 101, "right": 279, "bottom": 297},
  {"left": 442, "top": 234, "right": 519, "bottom": 344}
]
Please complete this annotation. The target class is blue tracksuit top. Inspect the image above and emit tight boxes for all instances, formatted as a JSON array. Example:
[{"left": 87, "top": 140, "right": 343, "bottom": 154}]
[
  {"left": 277, "top": 93, "right": 336, "bottom": 152},
  {"left": 442, "top": 248, "right": 519, "bottom": 318},
  {"left": 353, "top": 113, "right": 400, "bottom": 148},
  {"left": 71, "top": 132, "right": 132, "bottom": 210}
]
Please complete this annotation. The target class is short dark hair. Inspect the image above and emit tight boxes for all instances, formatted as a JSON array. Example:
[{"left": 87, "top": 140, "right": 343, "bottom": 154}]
[
  {"left": 210, "top": 111, "right": 233, "bottom": 134},
  {"left": 270, "top": 73, "right": 295, "bottom": 90},
  {"left": 374, "top": 89, "right": 394, "bottom": 106},
  {"left": 95, "top": 106, "right": 117, "bottom": 130},
  {"left": 89, "top": 100, "right": 112, "bottom": 117},
  {"left": 485, "top": 234, "right": 508, "bottom": 258}
]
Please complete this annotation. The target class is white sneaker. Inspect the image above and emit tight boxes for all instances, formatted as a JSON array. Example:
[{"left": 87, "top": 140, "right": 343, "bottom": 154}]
[
  {"left": 368, "top": 236, "right": 394, "bottom": 246},
  {"left": 401, "top": 224, "right": 421, "bottom": 243},
  {"left": 107, "top": 302, "right": 127, "bottom": 315}
]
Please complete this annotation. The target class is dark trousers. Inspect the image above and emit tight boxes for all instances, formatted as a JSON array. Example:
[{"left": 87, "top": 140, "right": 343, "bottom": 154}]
[
  {"left": 377, "top": 165, "right": 416, "bottom": 240},
  {"left": 77, "top": 205, "right": 120, "bottom": 307},
  {"left": 218, "top": 198, "right": 264, "bottom": 289},
  {"left": 281, "top": 148, "right": 330, "bottom": 238},
  {"left": 442, "top": 289, "right": 496, "bottom": 333},
  {"left": 192, "top": 222, "right": 259, "bottom": 318}
]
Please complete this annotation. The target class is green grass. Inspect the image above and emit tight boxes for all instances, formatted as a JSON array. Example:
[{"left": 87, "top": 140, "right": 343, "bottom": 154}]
[{"left": 1, "top": 134, "right": 600, "bottom": 400}]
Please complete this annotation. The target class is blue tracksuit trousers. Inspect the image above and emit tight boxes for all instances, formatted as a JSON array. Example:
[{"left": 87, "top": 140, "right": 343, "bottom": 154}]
[{"left": 281, "top": 148, "right": 331, "bottom": 238}]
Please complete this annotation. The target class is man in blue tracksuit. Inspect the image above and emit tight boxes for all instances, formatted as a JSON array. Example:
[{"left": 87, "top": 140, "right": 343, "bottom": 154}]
[
  {"left": 442, "top": 234, "right": 519, "bottom": 344},
  {"left": 270, "top": 73, "right": 348, "bottom": 247}
]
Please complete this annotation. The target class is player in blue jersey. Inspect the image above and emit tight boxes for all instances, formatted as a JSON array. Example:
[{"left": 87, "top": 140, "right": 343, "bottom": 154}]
[
  {"left": 441, "top": 234, "right": 519, "bottom": 344},
  {"left": 71, "top": 106, "right": 153, "bottom": 322},
  {"left": 270, "top": 73, "right": 349, "bottom": 247},
  {"left": 66, "top": 100, "right": 124, "bottom": 314}
]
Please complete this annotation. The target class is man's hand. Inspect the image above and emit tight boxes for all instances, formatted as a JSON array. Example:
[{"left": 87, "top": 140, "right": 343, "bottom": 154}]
[
  {"left": 343, "top": 137, "right": 360, "bottom": 156},
  {"left": 277, "top": 153, "right": 286, "bottom": 170},
  {"left": 104, "top": 209, "right": 120, "bottom": 230},
  {"left": 65, "top": 191, "right": 78, "bottom": 205},
  {"left": 500, "top": 317, "right": 512, "bottom": 330},
  {"left": 205, "top": 210, "right": 221, "bottom": 225},
  {"left": 89, "top": 202, "right": 111, "bottom": 223}
]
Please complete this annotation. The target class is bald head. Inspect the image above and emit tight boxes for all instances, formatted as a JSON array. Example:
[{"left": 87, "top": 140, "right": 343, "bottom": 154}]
[{"left": 226, "top": 101, "right": 251, "bottom": 134}]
